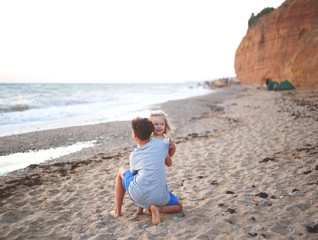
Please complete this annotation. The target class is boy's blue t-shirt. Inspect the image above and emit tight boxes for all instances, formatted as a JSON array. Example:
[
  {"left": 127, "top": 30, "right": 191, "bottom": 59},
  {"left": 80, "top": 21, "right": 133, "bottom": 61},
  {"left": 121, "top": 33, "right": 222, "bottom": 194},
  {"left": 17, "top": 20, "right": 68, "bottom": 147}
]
[{"left": 128, "top": 140, "right": 170, "bottom": 209}]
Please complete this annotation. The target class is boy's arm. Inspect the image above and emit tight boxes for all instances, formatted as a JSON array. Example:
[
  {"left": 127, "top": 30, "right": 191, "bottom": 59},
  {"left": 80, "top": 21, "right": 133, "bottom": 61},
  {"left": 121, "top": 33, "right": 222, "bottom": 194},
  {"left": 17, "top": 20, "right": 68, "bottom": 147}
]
[
  {"left": 165, "top": 154, "right": 172, "bottom": 167},
  {"left": 169, "top": 139, "right": 176, "bottom": 157}
]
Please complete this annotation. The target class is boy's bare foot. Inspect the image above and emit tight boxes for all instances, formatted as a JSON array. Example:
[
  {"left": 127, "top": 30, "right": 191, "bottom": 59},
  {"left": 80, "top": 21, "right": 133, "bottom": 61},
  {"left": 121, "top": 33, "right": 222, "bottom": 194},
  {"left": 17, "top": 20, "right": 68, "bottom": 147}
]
[
  {"left": 132, "top": 209, "right": 143, "bottom": 218},
  {"left": 150, "top": 205, "right": 160, "bottom": 225},
  {"left": 109, "top": 210, "right": 120, "bottom": 219}
]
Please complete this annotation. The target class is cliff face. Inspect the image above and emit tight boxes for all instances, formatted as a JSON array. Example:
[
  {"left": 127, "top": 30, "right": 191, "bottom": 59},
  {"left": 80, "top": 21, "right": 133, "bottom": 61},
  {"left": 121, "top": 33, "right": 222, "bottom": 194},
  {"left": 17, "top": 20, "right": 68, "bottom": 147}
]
[{"left": 234, "top": 0, "right": 318, "bottom": 88}]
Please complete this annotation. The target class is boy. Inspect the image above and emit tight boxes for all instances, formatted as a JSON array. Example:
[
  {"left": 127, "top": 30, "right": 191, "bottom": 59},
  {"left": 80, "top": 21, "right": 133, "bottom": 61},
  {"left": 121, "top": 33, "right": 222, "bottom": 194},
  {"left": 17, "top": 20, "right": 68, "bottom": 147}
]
[{"left": 109, "top": 117, "right": 182, "bottom": 225}]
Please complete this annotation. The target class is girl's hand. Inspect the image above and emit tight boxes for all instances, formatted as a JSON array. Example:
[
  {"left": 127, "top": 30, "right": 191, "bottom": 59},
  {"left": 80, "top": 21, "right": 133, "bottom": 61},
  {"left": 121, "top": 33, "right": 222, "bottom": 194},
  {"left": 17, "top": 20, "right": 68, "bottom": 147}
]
[{"left": 169, "top": 139, "right": 176, "bottom": 157}]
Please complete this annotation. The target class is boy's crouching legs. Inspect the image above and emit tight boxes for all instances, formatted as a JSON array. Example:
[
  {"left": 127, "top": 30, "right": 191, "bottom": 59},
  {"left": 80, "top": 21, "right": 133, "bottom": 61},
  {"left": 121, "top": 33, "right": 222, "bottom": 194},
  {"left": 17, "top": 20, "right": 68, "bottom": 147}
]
[
  {"left": 109, "top": 166, "right": 129, "bottom": 219},
  {"left": 151, "top": 201, "right": 183, "bottom": 225}
]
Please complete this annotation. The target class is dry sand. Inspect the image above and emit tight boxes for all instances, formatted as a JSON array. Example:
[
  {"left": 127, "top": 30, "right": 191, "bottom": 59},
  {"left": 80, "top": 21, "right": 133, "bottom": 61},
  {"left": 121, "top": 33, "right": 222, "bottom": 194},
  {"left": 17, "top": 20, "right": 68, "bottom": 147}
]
[{"left": 0, "top": 85, "right": 317, "bottom": 239}]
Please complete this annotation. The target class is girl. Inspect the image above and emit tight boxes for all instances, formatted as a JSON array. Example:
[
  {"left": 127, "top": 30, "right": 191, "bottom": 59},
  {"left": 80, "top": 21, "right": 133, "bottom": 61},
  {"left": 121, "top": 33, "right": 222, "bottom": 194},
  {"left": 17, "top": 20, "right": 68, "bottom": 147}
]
[{"left": 149, "top": 110, "right": 176, "bottom": 166}]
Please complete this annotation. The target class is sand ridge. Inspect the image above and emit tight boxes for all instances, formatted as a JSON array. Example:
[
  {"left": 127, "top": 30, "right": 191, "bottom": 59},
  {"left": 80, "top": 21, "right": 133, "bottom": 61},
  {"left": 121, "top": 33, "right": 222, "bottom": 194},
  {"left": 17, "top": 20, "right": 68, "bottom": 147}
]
[{"left": 0, "top": 85, "right": 317, "bottom": 239}]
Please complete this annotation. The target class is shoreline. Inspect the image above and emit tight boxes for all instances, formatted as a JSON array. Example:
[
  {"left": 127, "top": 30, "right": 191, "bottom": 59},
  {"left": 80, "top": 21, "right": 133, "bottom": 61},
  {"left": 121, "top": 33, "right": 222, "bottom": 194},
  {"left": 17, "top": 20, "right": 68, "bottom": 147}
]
[
  {"left": 0, "top": 85, "right": 242, "bottom": 165},
  {"left": 1, "top": 84, "right": 317, "bottom": 239},
  {"left": 0, "top": 87, "right": 222, "bottom": 155}
]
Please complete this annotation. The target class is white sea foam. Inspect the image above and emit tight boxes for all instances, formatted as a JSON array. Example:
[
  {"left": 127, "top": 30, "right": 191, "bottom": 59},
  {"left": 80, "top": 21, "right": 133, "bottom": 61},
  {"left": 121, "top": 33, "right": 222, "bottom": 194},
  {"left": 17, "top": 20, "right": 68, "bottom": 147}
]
[{"left": 0, "top": 140, "right": 96, "bottom": 175}]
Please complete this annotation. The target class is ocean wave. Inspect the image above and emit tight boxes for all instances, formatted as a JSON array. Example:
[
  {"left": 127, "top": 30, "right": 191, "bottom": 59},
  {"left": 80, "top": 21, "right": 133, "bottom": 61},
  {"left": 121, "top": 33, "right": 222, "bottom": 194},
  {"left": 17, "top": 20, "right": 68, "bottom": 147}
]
[{"left": 0, "top": 104, "right": 31, "bottom": 113}]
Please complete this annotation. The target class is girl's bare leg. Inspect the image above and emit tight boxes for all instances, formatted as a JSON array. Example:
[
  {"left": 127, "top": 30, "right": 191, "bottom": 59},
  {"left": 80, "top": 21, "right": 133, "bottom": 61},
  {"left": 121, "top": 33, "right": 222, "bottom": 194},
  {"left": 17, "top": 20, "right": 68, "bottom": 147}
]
[
  {"left": 109, "top": 166, "right": 129, "bottom": 218},
  {"left": 150, "top": 201, "right": 183, "bottom": 225}
]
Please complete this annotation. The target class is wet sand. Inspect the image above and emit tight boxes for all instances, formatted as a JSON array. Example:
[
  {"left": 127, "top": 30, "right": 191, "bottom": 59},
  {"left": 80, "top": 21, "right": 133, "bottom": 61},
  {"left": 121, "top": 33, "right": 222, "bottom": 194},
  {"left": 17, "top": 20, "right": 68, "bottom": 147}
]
[{"left": 0, "top": 84, "right": 317, "bottom": 239}]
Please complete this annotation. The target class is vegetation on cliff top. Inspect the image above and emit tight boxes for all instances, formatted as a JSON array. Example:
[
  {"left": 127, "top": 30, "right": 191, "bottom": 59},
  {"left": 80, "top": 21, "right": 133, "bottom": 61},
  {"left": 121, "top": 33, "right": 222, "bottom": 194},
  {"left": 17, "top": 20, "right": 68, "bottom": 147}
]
[{"left": 248, "top": 7, "right": 275, "bottom": 27}]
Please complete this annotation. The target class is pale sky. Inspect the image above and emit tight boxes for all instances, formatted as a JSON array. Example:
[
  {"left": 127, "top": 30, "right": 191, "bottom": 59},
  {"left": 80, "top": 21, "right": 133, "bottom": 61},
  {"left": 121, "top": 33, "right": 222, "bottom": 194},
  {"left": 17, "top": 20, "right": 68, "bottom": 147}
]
[{"left": 0, "top": 0, "right": 285, "bottom": 83}]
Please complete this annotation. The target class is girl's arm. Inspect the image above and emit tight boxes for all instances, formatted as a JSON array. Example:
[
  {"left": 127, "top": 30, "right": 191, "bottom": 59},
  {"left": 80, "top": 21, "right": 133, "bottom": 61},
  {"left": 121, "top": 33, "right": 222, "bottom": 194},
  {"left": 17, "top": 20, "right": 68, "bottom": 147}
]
[
  {"left": 169, "top": 139, "right": 176, "bottom": 157},
  {"left": 165, "top": 154, "right": 172, "bottom": 167}
]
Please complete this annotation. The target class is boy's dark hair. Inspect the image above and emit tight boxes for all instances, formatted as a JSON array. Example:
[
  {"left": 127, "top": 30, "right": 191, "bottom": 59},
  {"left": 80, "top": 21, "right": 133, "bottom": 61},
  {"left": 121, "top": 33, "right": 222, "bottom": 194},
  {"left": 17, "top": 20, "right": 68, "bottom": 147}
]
[{"left": 131, "top": 117, "right": 155, "bottom": 141}]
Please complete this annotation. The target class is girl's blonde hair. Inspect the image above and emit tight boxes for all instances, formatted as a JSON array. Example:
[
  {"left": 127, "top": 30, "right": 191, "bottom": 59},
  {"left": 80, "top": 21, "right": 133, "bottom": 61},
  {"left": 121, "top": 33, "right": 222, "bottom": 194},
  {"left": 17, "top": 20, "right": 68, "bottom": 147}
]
[{"left": 149, "top": 110, "right": 174, "bottom": 134}]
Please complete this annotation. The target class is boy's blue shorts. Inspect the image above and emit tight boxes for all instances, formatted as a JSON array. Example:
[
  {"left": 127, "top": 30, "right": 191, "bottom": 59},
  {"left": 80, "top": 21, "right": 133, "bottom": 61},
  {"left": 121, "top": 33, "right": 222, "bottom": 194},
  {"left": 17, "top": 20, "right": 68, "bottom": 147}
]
[
  {"left": 122, "top": 170, "right": 179, "bottom": 206},
  {"left": 122, "top": 170, "right": 135, "bottom": 191}
]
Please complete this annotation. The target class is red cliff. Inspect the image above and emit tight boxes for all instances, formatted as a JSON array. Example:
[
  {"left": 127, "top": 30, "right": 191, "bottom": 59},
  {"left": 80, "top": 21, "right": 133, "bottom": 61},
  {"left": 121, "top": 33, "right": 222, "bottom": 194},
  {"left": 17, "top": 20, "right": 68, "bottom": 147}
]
[{"left": 234, "top": 0, "right": 318, "bottom": 88}]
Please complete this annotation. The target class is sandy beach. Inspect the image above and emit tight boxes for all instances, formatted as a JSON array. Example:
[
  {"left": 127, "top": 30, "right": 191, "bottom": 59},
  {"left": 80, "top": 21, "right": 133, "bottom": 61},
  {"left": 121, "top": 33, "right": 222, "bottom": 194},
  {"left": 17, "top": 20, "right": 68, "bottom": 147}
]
[{"left": 0, "top": 84, "right": 317, "bottom": 239}]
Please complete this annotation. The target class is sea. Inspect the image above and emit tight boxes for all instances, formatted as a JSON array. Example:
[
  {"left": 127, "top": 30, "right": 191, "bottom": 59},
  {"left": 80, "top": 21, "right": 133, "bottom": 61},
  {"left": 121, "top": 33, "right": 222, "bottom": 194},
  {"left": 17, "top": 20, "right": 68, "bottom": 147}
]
[{"left": 0, "top": 82, "right": 212, "bottom": 137}]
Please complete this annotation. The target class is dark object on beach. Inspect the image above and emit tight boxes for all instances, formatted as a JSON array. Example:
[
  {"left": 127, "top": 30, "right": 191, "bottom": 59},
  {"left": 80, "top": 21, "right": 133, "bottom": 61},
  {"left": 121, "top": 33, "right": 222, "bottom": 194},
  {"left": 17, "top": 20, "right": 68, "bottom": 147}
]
[
  {"left": 306, "top": 224, "right": 318, "bottom": 233},
  {"left": 266, "top": 79, "right": 295, "bottom": 91},
  {"left": 226, "top": 208, "right": 235, "bottom": 214},
  {"left": 303, "top": 170, "right": 312, "bottom": 175},
  {"left": 226, "top": 191, "right": 235, "bottom": 194},
  {"left": 211, "top": 180, "right": 218, "bottom": 185},
  {"left": 259, "top": 157, "right": 275, "bottom": 163},
  {"left": 307, "top": 181, "right": 318, "bottom": 185},
  {"left": 248, "top": 232, "right": 258, "bottom": 237},
  {"left": 255, "top": 192, "right": 268, "bottom": 198}
]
